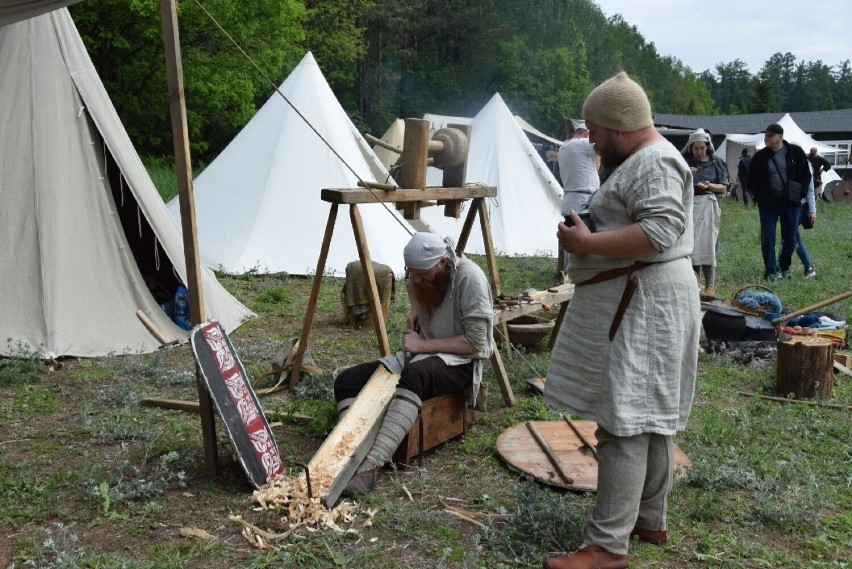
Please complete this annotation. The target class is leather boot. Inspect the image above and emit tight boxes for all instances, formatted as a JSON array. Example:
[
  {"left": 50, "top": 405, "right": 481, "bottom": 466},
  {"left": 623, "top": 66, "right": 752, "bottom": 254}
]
[
  {"left": 542, "top": 545, "right": 628, "bottom": 569},
  {"left": 630, "top": 526, "right": 667, "bottom": 545}
]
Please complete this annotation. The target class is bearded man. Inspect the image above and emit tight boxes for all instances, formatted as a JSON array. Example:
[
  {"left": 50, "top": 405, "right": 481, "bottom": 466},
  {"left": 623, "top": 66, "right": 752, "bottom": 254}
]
[
  {"left": 543, "top": 72, "right": 700, "bottom": 569},
  {"left": 334, "top": 232, "right": 493, "bottom": 494}
]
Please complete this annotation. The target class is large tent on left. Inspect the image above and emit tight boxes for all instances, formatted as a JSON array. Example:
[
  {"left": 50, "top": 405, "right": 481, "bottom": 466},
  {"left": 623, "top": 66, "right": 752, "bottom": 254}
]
[{"left": 0, "top": 6, "right": 254, "bottom": 358}]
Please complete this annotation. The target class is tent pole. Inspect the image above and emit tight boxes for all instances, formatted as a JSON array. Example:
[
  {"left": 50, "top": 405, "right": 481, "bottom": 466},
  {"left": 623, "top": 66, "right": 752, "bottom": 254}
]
[{"left": 160, "top": 0, "right": 218, "bottom": 476}]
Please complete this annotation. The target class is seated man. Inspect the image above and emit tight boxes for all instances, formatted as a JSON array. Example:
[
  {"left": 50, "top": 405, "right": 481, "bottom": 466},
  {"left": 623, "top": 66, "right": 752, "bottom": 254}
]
[{"left": 334, "top": 232, "right": 493, "bottom": 493}]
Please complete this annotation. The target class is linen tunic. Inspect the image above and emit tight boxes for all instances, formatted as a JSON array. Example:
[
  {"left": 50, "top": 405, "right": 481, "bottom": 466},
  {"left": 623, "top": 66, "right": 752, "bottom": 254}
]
[
  {"left": 688, "top": 157, "right": 725, "bottom": 266},
  {"left": 544, "top": 141, "right": 700, "bottom": 436},
  {"left": 381, "top": 257, "right": 493, "bottom": 405}
]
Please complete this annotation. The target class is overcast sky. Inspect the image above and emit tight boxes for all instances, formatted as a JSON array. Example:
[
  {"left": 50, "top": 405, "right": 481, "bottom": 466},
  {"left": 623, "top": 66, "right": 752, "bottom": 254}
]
[{"left": 593, "top": 0, "right": 851, "bottom": 75}]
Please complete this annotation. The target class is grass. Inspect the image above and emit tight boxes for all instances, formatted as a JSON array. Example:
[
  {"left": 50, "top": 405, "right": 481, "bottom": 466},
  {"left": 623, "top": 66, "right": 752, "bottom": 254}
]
[{"left": 1, "top": 197, "right": 850, "bottom": 567}]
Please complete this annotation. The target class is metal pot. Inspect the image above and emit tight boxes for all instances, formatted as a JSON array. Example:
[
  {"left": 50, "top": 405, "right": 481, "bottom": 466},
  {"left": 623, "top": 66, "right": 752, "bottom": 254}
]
[
  {"left": 702, "top": 304, "right": 747, "bottom": 341},
  {"left": 742, "top": 316, "right": 776, "bottom": 341}
]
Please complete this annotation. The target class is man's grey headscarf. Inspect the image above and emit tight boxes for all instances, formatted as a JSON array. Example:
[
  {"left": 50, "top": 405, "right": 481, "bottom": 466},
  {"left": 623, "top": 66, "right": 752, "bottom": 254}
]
[{"left": 403, "top": 232, "right": 458, "bottom": 290}]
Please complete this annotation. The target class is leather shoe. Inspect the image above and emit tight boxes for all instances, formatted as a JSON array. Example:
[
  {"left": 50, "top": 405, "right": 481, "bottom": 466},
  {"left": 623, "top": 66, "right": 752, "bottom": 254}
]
[
  {"left": 630, "top": 526, "right": 667, "bottom": 545},
  {"left": 542, "top": 545, "right": 628, "bottom": 569},
  {"left": 342, "top": 466, "right": 379, "bottom": 496}
]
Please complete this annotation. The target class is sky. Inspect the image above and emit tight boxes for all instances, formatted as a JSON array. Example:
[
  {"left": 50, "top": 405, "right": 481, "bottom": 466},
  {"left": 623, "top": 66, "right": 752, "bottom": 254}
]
[{"left": 593, "top": 0, "right": 852, "bottom": 75}]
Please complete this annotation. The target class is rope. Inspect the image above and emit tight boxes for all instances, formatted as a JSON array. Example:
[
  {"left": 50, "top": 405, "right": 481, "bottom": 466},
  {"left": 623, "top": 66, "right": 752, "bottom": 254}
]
[{"left": 191, "top": 0, "right": 413, "bottom": 236}]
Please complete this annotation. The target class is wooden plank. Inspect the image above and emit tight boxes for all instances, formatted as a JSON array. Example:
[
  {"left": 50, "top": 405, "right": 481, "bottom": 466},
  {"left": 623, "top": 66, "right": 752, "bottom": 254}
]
[
  {"left": 493, "top": 284, "right": 574, "bottom": 325},
  {"left": 321, "top": 186, "right": 495, "bottom": 204},
  {"left": 306, "top": 367, "right": 400, "bottom": 507},
  {"left": 140, "top": 397, "right": 313, "bottom": 424},
  {"left": 399, "top": 118, "right": 430, "bottom": 189},
  {"left": 526, "top": 421, "right": 574, "bottom": 485}
]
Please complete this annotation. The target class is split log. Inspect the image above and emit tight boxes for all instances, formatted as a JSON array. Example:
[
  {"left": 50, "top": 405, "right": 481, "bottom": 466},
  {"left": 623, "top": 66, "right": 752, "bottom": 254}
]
[
  {"left": 305, "top": 366, "right": 399, "bottom": 506},
  {"left": 775, "top": 336, "right": 835, "bottom": 398}
]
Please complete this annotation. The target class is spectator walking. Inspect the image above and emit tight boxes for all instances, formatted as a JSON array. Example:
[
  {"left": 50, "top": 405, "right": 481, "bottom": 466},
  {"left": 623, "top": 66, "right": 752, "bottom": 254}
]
[
  {"left": 807, "top": 147, "right": 832, "bottom": 200},
  {"left": 737, "top": 148, "right": 753, "bottom": 205}
]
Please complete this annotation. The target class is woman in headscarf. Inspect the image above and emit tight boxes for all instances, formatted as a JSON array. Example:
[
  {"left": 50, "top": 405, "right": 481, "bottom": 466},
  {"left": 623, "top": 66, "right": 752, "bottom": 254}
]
[{"left": 682, "top": 130, "right": 729, "bottom": 297}]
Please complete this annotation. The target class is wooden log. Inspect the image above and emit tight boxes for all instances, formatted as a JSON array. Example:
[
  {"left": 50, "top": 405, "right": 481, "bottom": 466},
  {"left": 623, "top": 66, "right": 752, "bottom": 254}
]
[
  {"left": 140, "top": 397, "right": 313, "bottom": 423},
  {"left": 775, "top": 336, "right": 835, "bottom": 398},
  {"left": 305, "top": 366, "right": 400, "bottom": 507}
]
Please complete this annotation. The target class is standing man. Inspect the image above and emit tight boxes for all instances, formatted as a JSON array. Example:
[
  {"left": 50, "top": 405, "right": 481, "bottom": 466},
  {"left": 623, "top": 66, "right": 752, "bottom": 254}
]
[
  {"left": 334, "top": 232, "right": 493, "bottom": 493},
  {"left": 557, "top": 123, "right": 601, "bottom": 272},
  {"left": 807, "top": 147, "right": 832, "bottom": 200},
  {"left": 748, "top": 124, "right": 812, "bottom": 280},
  {"left": 558, "top": 122, "right": 600, "bottom": 216},
  {"left": 543, "top": 72, "right": 699, "bottom": 569},
  {"left": 737, "top": 148, "right": 752, "bottom": 205}
]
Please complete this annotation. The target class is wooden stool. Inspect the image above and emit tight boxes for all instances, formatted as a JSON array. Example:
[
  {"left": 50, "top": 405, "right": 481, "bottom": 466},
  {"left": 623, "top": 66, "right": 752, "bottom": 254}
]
[{"left": 393, "top": 392, "right": 473, "bottom": 465}]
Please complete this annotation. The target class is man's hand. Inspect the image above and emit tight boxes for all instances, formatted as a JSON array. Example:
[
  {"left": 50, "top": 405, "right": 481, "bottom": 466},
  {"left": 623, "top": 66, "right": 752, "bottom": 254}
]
[
  {"left": 406, "top": 311, "right": 419, "bottom": 332},
  {"left": 808, "top": 212, "right": 816, "bottom": 223},
  {"left": 403, "top": 329, "right": 426, "bottom": 353},
  {"left": 557, "top": 212, "right": 593, "bottom": 254}
]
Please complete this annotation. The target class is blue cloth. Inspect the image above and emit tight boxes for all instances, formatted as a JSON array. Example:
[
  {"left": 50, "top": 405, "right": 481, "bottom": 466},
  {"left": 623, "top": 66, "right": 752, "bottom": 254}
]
[
  {"left": 736, "top": 290, "right": 782, "bottom": 313},
  {"left": 787, "top": 314, "right": 821, "bottom": 327}
]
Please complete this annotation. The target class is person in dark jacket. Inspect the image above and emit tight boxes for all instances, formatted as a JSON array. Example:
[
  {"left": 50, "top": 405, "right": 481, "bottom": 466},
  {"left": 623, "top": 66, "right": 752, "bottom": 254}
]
[
  {"left": 737, "top": 148, "right": 752, "bottom": 205},
  {"left": 807, "top": 147, "right": 832, "bottom": 199},
  {"left": 748, "top": 123, "right": 812, "bottom": 280}
]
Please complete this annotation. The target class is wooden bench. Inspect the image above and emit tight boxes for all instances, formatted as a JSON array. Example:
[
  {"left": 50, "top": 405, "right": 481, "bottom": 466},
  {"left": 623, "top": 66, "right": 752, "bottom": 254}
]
[{"left": 393, "top": 391, "right": 473, "bottom": 465}]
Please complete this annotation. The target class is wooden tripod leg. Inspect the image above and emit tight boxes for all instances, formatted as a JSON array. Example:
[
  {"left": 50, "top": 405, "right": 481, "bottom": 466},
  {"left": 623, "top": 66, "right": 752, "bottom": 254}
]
[
  {"left": 489, "top": 339, "right": 516, "bottom": 407},
  {"left": 290, "top": 204, "right": 338, "bottom": 387},
  {"left": 548, "top": 299, "right": 569, "bottom": 350},
  {"left": 350, "top": 205, "right": 392, "bottom": 356},
  {"left": 476, "top": 198, "right": 501, "bottom": 297},
  {"left": 455, "top": 199, "right": 478, "bottom": 255}
]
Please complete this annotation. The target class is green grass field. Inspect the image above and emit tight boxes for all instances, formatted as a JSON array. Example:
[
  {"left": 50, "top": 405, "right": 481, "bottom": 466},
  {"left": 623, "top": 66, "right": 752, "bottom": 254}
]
[{"left": 1, "top": 176, "right": 850, "bottom": 567}]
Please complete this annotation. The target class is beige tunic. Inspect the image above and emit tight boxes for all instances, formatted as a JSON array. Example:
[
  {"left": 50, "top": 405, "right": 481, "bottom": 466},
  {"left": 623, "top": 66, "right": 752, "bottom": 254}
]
[{"left": 544, "top": 141, "right": 700, "bottom": 436}]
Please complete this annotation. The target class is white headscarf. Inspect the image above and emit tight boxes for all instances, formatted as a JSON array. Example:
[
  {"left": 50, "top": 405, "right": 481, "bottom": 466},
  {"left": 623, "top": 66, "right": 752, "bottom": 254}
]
[
  {"left": 681, "top": 129, "right": 715, "bottom": 155},
  {"left": 403, "top": 232, "right": 458, "bottom": 291}
]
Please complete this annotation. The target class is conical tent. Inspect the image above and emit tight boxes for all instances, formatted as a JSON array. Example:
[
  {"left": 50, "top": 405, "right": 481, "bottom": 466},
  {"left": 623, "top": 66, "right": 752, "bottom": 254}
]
[
  {"left": 421, "top": 93, "right": 564, "bottom": 256},
  {"left": 0, "top": 9, "right": 253, "bottom": 358},
  {"left": 169, "top": 52, "right": 414, "bottom": 276}
]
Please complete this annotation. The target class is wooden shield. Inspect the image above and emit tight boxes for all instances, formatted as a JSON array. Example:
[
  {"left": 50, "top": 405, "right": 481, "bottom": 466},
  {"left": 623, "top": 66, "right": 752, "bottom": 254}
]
[
  {"left": 496, "top": 420, "right": 692, "bottom": 492},
  {"left": 191, "top": 321, "right": 285, "bottom": 488}
]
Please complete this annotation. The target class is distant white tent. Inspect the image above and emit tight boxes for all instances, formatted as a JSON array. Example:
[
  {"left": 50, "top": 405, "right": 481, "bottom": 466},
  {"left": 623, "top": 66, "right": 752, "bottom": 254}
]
[
  {"left": 420, "top": 93, "right": 564, "bottom": 257},
  {"left": 0, "top": 9, "right": 253, "bottom": 358},
  {"left": 372, "top": 118, "right": 404, "bottom": 170},
  {"left": 718, "top": 113, "right": 841, "bottom": 184},
  {"left": 168, "top": 52, "right": 415, "bottom": 276}
]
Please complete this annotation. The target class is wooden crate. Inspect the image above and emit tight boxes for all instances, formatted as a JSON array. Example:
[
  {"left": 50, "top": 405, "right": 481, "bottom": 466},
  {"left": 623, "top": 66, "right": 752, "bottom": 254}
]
[
  {"left": 834, "top": 351, "right": 852, "bottom": 368},
  {"left": 394, "top": 392, "right": 473, "bottom": 465}
]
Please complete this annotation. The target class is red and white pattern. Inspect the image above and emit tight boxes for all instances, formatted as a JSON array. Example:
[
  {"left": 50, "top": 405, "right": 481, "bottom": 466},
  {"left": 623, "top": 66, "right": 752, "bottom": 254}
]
[{"left": 201, "top": 322, "right": 283, "bottom": 480}]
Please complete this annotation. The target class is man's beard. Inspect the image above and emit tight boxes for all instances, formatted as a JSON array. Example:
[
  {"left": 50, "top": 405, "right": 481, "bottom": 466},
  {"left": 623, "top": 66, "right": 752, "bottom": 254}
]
[
  {"left": 598, "top": 143, "right": 629, "bottom": 171},
  {"left": 409, "top": 266, "right": 451, "bottom": 311}
]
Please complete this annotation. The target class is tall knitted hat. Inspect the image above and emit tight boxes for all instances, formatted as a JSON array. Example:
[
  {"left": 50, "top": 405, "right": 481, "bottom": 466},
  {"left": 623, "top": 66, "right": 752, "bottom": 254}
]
[{"left": 582, "top": 72, "right": 653, "bottom": 132}]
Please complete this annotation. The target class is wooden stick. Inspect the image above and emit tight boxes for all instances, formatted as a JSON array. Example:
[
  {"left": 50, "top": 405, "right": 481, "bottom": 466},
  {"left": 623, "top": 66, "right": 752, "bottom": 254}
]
[
  {"left": 525, "top": 421, "right": 574, "bottom": 485},
  {"left": 364, "top": 133, "right": 402, "bottom": 154},
  {"left": 135, "top": 310, "right": 171, "bottom": 344},
  {"left": 140, "top": 398, "right": 314, "bottom": 423},
  {"left": 563, "top": 414, "right": 597, "bottom": 460},
  {"left": 737, "top": 391, "right": 852, "bottom": 411},
  {"left": 357, "top": 179, "right": 398, "bottom": 191},
  {"left": 771, "top": 290, "right": 852, "bottom": 325},
  {"left": 834, "top": 360, "right": 852, "bottom": 378}
]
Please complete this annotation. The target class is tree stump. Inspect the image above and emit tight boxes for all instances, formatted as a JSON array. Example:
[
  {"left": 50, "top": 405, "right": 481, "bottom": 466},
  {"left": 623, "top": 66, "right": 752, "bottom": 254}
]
[{"left": 775, "top": 336, "right": 835, "bottom": 398}]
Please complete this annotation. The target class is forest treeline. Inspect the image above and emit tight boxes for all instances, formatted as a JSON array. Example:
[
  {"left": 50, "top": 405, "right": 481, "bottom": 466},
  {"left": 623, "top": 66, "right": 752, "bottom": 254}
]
[{"left": 69, "top": 0, "right": 852, "bottom": 164}]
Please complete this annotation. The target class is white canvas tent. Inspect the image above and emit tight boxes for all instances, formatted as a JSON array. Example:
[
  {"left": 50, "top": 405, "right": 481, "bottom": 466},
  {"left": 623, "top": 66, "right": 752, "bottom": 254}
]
[
  {"left": 718, "top": 113, "right": 841, "bottom": 184},
  {"left": 420, "top": 93, "right": 564, "bottom": 256},
  {"left": 169, "top": 52, "right": 415, "bottom": 276},
  {"left": 0, "top": 8, "right": 254, "bottom": 358}
]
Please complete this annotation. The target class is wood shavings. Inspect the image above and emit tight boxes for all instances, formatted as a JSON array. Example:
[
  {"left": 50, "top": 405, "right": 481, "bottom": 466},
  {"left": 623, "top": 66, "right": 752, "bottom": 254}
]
[
  {"left": 241, "top": 473, "right": 376, "bottom": 549},
  {"left": 179, "top": 526, "right": 214, "bottom": 541}
]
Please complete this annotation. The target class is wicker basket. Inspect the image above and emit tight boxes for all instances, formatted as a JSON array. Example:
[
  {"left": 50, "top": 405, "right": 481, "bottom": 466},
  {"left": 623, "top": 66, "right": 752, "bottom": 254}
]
[{"left": 731, "top": 284, "right": 776, "bottom": 316}]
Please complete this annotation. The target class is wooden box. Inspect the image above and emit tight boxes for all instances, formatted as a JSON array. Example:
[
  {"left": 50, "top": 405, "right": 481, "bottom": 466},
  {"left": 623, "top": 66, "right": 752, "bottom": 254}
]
[{"left": 394, "top": 392, "right": 473, "bottom": 465}]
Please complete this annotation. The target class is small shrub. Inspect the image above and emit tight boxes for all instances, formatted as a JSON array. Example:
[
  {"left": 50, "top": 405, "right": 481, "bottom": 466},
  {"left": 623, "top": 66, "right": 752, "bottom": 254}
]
[{"left": 0, "top": 341, "right": 44, "bottom": 386}]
